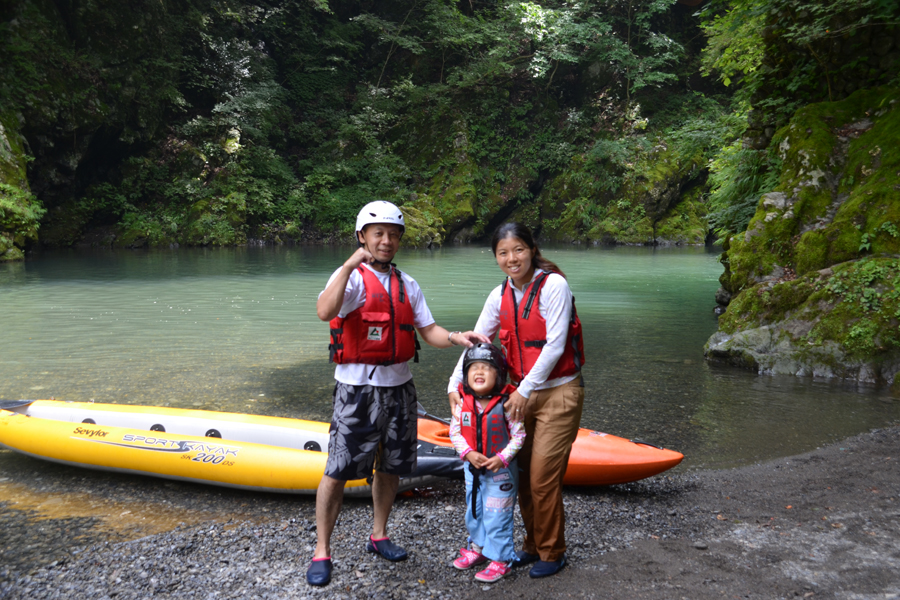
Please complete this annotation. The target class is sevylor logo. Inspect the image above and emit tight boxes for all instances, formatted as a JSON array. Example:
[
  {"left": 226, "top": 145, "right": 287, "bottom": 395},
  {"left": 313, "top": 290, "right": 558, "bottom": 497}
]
[{"left": 73, "top": 427, "right": 109, "bottom": 438}]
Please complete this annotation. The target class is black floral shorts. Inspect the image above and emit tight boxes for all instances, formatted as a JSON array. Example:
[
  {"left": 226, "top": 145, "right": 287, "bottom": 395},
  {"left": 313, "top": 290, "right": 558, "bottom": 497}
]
[{"left": 324, "top": 380, "right": 418, "bottom": 481}]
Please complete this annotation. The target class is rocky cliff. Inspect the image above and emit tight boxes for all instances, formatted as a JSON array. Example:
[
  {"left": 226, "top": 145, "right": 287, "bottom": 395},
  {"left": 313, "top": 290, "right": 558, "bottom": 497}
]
[{"left": 706, "top": 86, "right": 900, "bottom": 392}]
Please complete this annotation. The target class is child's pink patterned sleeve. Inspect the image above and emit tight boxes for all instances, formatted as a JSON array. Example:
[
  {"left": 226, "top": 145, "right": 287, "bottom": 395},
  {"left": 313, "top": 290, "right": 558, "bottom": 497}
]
[
  {"left": 448, "top": 403, "right": 472, "bottom": 459},
  {"left": 498, "top": 408, "right": 526, "bottom": 467}
]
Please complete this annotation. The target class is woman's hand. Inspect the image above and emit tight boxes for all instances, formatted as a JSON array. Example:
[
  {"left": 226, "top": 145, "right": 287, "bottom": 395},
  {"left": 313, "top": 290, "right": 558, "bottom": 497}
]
[
  {"left": 505, "top": 389, "right": 529, "bottom": 422},
  {"left": 448, "top": 391, "right": 462, "bottom": 413}
]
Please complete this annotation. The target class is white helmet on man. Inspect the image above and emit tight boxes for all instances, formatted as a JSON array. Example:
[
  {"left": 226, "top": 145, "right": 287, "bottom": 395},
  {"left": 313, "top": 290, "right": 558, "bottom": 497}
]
[{"left": 355, "top": 201, "right": 405, "bottom": 235}]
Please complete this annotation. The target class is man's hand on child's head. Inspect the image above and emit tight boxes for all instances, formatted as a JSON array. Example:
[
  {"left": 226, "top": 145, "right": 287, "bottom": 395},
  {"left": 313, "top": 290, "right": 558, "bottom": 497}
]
[{"left": 457, "top": 331, "right": 492, "bottom": 348}]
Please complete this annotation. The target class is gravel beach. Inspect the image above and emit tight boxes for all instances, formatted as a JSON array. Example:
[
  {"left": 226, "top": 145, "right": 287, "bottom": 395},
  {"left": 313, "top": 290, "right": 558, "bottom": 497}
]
[{"left": 1, "top": 424, "right": 898, "bottom": 600}]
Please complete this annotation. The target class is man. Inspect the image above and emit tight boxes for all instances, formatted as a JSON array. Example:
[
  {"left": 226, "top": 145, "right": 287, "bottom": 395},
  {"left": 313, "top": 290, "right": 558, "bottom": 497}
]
[{"left": 309, "top": 200, "right": 488, "bottom": 586}]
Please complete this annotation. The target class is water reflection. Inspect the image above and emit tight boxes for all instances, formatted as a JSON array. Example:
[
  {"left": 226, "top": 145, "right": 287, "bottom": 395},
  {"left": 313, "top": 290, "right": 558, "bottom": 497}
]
[{"left": 1, "top": 245, "right": 897, "bottom": 471}]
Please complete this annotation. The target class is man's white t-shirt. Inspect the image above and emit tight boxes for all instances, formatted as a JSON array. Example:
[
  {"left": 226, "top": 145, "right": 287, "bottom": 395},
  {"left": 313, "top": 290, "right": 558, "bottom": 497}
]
[{"left": 321, "top": 263, "right": 435, "bottom": 387}]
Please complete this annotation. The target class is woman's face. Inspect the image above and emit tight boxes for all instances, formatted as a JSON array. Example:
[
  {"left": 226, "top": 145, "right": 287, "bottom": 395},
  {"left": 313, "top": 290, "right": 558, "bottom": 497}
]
[{"left": 494, "top": 235, "right": 535, "bottom": 287}]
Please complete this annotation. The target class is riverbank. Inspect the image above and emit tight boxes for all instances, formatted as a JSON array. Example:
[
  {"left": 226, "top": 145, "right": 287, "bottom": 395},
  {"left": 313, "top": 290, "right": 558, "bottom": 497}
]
[{"left": 0, "top": 423, "right": 898, "bottom": 599}]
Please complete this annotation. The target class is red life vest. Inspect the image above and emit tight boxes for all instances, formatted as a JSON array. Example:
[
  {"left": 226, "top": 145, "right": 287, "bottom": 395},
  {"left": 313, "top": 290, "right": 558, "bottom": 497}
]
[
  {"left": 497, "top": 271, "right": 585, "bottom": 383},
  {"left": 329, "top": 265, "right": 419, "bottom": 365},
  {"left": 457, "top": 383, "right": 517, "bottom": 458}
]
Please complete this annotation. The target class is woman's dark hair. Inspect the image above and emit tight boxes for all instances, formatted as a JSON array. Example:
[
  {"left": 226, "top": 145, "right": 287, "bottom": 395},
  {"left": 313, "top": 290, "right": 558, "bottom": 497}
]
[{"left": 490, "top": 222, "right": 566, "bottom": 278}]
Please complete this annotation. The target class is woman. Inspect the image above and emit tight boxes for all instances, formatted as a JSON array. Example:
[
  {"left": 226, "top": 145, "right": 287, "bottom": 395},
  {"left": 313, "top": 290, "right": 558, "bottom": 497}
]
[{"left": 448, "top": 222, "right": 585, "bottom": 579}]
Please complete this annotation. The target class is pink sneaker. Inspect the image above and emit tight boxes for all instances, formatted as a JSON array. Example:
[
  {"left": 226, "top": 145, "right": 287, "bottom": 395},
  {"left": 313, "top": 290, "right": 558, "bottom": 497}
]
[
  {"left": 474, "top": 560, "right": 511, "bottom": 583},
  {"left": 453, "top": 547, "right": 488, "bottom": 570}
]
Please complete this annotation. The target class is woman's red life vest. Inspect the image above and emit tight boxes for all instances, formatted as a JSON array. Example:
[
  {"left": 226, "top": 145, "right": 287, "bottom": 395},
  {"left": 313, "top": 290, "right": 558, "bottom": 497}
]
[
  {"left": 457, "top": 383, "right": 517, "bottom": 458},
  {"left": 328, "top": 265, "right": 419, "bottom": 366},
  {"left": 497, "top": 271, "right": 585, "bottom": 383}
]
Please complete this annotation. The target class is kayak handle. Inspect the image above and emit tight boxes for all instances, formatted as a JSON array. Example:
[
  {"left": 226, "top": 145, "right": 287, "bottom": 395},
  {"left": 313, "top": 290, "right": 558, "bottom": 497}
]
[
  {"left": 630, "top": 439, "right": 662, "bottom": 449},
  {"left": 416, "top": 402, "right": 450, "bottom": 425}
]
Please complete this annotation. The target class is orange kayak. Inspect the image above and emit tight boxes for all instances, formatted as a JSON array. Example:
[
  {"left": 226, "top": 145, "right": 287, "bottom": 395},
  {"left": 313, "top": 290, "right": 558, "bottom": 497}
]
[{"left": 417, "top": 418, "right": 683, "bottom": 486}]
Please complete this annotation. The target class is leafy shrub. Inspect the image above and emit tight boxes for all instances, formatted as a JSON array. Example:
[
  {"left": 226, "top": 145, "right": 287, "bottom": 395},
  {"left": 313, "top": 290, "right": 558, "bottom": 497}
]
[
  {"left": 0, "top": 182, "right": 45, "bottom": 245},
  {"left": 706, "top": 138, "right": 781, "bottom": 238}
]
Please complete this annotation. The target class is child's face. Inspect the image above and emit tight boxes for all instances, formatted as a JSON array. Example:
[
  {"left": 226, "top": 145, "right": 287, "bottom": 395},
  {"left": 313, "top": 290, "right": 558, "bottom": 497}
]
[{"left": 467, "top": 361, "right": 498, "bottom": 395}]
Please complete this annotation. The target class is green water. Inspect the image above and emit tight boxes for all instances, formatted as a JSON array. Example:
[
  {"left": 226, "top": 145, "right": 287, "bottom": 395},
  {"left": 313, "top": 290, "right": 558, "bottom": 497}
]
[{"left": 1, "top": 245, "right": 898, "bottom": 470}]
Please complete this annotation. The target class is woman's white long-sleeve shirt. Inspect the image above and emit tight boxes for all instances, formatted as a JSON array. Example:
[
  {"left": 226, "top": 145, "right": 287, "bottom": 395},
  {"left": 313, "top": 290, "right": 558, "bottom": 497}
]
[{"left": 447, "top": 269, "right": 578, "bottom": 398}]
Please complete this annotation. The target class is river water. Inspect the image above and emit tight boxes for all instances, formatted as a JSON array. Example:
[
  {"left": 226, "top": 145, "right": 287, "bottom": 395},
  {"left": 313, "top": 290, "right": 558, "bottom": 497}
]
[{"left": 1, "top": 245, "right": 898, "bottom": 471}]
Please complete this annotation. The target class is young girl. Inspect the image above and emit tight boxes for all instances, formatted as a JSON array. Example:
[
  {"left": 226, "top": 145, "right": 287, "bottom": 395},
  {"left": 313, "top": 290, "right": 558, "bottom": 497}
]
[{"left": 448, "top": 343, "right": 526, "bottom": 583}]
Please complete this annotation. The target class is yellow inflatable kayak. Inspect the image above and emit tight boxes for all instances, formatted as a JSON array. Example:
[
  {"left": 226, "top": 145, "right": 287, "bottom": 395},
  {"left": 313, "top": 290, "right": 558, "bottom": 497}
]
[{"left": 0, "top": 400, "right": 461, "bottom": 496}]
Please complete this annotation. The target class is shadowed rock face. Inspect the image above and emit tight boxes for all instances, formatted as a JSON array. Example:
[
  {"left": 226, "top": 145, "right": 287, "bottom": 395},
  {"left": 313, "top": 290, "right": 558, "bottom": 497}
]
[{"left": 706, "top": 87, "right": 900, "bottom": 391}]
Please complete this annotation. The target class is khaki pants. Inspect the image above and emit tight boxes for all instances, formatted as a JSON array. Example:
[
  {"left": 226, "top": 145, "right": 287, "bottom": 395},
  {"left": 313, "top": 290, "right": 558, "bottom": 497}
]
[{"left": 517, "top": 377, "right": 584, "bottom": 562}]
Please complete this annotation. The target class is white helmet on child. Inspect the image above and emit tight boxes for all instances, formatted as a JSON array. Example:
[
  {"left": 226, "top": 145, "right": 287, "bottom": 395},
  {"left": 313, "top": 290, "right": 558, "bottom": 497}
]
[{"left": 355, "top": 201, "right": 405, "bottom": 235}]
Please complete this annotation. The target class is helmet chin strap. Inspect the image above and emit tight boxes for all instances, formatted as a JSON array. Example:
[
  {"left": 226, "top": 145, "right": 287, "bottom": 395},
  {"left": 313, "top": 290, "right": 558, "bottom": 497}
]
[
  {"left": 358, "top": 239, "right": 394, "bottom": 270},
  {"left": 462, "top": 382, "right": 502, "bottom": 399}
]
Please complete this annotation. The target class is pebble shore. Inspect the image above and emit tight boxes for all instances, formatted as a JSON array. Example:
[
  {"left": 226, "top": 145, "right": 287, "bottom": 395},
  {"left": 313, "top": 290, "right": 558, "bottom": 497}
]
[
  {"left": 0, "top": 458, "right": 694, "bottom": 600},
  {"left": 2, "top": 424, "right": 899, "bottom": 599}
]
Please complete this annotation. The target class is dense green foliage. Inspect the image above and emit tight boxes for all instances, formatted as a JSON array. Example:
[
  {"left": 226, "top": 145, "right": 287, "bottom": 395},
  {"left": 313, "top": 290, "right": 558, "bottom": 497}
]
[
  {"left": 0, "top": 0, "right": 733, "bottom": 248},
  {"left": 701, "top": 0, "right": 900, "bottom": 115},
  {"left": 0, "top": 0, "right": 897, "bottom": 253},
  {"left": 0, "top": 110, "right": 40, "bottom": 260},
  {"left": 0, "top": 182, "right": 44, "bottom": 260}
]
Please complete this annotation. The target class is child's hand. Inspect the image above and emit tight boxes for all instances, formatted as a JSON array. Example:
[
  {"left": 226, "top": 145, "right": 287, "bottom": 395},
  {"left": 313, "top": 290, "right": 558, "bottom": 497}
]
[
  {"left": 465, "top": 451, "right": 488, "bottom": 468},
  {"left": 484, "top": 455, "right": 504, "bottom": 473}
]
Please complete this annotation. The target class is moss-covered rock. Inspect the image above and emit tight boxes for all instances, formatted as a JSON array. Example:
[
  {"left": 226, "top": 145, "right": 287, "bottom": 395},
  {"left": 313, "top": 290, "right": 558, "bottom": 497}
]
[
  {"left": 653, "top": 186, "right": 708, "bottom": 245},
  {"left": 707, "top": 257, "right": 900, "bottom": 384},
  {"left": 412, "top": 113, "right": 537, "bottom": 242},
  {"left": 532, "top": 154, "right": 609, "bottom": 241},
  {"left": 533, "top": 140, "right": 710, "bottom": 245},
  {"left": 590, "top": 200, "right": 655, "bottom": 244},
  {"left": 721, "top": 87, "right": 900, "bottom": 294},
  {"left": 0, "top": 113, "right": 44, "bottom": 261},
  {"left": 400, "top": 195, "right": 443, "bottom": 248},
  {"left": 708, "top": 87, "right": 900, "bottom": 387},
  {"left": 427, "top": 158, "right": 478, "bottom": 236}
]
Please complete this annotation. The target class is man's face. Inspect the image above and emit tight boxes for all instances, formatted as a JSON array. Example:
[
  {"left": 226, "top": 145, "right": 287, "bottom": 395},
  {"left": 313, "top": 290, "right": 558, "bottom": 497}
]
[{"left": 358, "top": 223, "right": 402, "bottom": 263}]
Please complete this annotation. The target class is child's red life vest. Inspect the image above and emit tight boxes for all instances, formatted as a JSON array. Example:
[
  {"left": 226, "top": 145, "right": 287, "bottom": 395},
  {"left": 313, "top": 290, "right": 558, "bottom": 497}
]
[
  {"left": 457, "top": 383, "right": 517, "bottom": 458},
  {"left": 497, "top": 271, "right": 585, "bottom": 383},
  {"left": 329, "top": 265, "right": 419, "bottom": 365}
]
